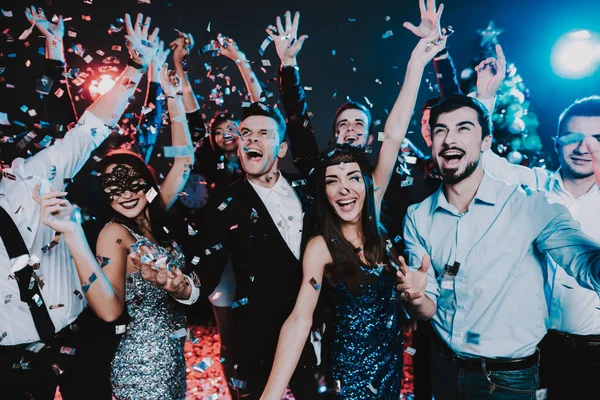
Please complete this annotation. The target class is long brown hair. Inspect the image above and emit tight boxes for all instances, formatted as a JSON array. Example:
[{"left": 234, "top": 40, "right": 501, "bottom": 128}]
[{"left": 314, "top": 145, "right": 397, "bottom": 291}]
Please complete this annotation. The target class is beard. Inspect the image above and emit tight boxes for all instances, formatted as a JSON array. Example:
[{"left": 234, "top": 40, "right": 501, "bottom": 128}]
[
  {"left": 563, "top": 164, "right": 595, "bottom": 180},
  {"left": 437, "top": 157, "right": 480, "bottom": 184}
]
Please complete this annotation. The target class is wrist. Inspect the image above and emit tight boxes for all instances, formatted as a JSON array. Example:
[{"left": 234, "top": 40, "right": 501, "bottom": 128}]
[
  {"left": 281, "top": 57, "right": 297, "bottom": 67},
  {"left": 127, "top": 59, "right": 149, "bottom": 72},
  {"left": 62, "top": 223, "right": 83, "bottom": 240}
]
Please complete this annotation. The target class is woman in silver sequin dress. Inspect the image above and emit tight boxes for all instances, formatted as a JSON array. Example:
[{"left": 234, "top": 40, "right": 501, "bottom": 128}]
[
  {"left": 86, "top": 36, "right": 196, "bottom": 400},
  {"left": 259, "top": 25, "right": 446, "bottom": 399}
]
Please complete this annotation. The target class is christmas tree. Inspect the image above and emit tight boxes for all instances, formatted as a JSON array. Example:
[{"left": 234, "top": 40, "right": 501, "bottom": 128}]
[{"left": 460, "top": 21, "right": 551, "bottom": 169}]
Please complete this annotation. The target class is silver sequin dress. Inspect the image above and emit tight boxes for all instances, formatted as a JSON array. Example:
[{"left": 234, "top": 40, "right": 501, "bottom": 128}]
[{"left": 111, "top": 225, "right": 187, "bottom": 400}]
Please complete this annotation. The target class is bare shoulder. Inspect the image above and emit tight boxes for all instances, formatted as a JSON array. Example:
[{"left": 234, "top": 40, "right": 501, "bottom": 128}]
[
  {"left": 305, "top": 235, "right": 333, "bottom": 265},
  {"left": 97, "top": 223, "right": 133, "bottom": 249}
]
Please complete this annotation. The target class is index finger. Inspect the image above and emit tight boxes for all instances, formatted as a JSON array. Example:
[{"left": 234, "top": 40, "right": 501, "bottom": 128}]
[
  {"left": 419, "top": 0, "right": 426, "bottom": 13},
  {"left": 495, "top": 44, "right": 505, "bottom": 63},
  {"left": 427, "top": 0, "right": 435, "bottom": 13},
  {"left": 124, "top": 13, "right": 135, "bottom": 37},
  {"left": 398, "top": 256, "right": 408, "bottom": 277}
]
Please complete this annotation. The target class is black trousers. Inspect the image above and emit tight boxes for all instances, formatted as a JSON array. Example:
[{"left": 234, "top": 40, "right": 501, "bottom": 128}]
[
  {"left": 539, "top": 330, "right": 600, "bottom": 400},
  {"left": 0, "top": 308, "right": 125, "bottom": 400},
  {"left": 412, "top": 320, "right": 433, "bottom": 400}
]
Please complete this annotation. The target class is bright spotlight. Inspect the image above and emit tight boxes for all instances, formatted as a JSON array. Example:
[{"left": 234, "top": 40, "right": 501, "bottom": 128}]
[
  {"left": 89, "top": 74, "right": 116, "bottom": 98},
  {"left": 551, "top": 30, "right": 600, "bottom": 79}
]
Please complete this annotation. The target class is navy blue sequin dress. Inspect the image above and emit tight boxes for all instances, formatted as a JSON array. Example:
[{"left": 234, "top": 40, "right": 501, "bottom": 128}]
[{"left": 327, "top": 265, "right": 403, "bottom": 399}]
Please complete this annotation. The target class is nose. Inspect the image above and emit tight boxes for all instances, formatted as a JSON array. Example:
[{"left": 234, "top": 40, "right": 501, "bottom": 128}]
[
  {"left": 338, "top": 184, "right": 350, "bottom": 195},
  {"left": 122, "top": 190, "right": 134, "bottom": 199},
  {"left": 572, "top": 140, "right": 589, "bottom": 155}
]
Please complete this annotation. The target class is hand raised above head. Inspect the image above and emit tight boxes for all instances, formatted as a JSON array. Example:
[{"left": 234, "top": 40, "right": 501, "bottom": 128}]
[
  {"left": 403, "top": 0, "right": 444, "bottom": 38},
  {"left": 266, "top": 11, "right": 309, "bottom": 67},
  {"left": 169, "top": 31, "right": 194, "bottom": 66},
  {"left": 476, "top": 44, "right": 507, "bottom": 99},
  {"left": 124, "top": 13, "right": 159, "bottom": 68},
  {"left": 25, "top": 6, "right": 64, "bottom": 40}
]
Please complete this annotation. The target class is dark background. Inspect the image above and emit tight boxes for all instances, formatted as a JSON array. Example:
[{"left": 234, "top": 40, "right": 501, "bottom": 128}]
[{"left": 2, "top": 0, "right": 600, "bottom": 169}]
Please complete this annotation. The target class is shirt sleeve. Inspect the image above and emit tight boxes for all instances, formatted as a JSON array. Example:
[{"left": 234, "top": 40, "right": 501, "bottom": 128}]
[
  {"left": 279, "top": 66, "right": 319, "bottom": 177},
  {"left": 172, "top": 275, "right": 200, "bottom": 305},
  {"left": 433, "top": 50, "right": 462, "bottom": 97},
  {"left": 20, "top": 111, "right": 111, "bottom": 191},
  {"left": 531, "top": 191, "right": 600, "bottom": 295},
  {"left": 403, "top": 210, "right": 439, "bottom": 304}
]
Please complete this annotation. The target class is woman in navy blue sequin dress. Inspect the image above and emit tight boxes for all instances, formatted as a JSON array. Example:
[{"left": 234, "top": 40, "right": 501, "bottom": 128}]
[{"left": 258, "top": 24, "right": 445, "bottom": 399}]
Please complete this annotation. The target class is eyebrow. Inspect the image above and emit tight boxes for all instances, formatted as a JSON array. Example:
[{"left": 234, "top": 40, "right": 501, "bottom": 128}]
[
  {"left": 456, "top": 121, "right": 476, "bottom": 127},
  {"left": 325, "top": 170, "right": 362, "bottom": 179}
]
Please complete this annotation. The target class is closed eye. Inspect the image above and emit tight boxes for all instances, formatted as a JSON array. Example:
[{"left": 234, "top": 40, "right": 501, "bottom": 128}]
[
  {"left": 434, "top": 128, "right": 446, "bottom": 135},
  {"left": 350, "top": 175, "right": 361, "bottom": 182},
  {"left": 325, "top": 179, "right": 337, "bottom": 185},
  {"left": 459, "top": 126, "right": 471, "bottom": 131}
]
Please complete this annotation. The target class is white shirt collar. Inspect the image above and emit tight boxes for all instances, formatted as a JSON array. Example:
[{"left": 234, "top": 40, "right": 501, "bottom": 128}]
[{"left": 248, "top": 173, "right": 291, "bottom": 198}]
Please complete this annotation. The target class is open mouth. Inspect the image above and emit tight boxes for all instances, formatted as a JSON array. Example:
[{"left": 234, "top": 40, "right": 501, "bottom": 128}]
[
  {"left": 245, "top": 147, "right": 263, "bottom": 161},
  {"left": 336, "top": 198, "right": 357, "bottom": 212},
  {"left": 119, "top": 198, "right": 140, "bottom": 210},
  {"left": 440, "top": 148, "right": 465, "bottom": 167}
]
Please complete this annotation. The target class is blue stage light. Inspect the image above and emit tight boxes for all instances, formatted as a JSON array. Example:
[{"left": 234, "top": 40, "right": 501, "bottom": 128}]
[{"left": 551, "top": 30, "right": 600, "bottom": 79}]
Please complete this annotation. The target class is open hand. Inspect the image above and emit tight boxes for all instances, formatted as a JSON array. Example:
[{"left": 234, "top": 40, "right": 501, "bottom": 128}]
[
  {"left": 159, "top": 63, "right": 182, "bottom": 97},
  {"left": 32, "top": 184, "right": 78, "bottom": 234},
  {"left": 124, "top": 13, "right": 159, "bottom": 68},
  {"left": 396, "top": 255, "right": 431, "bottom": 307},
  {"left": 266, "top": 11, "right": 308, "bottom": 67},
  {"left": 150, "top": 38, "right": 170, "bottom": 76},
  {"left": 129, "top": 244, "right": 189, "bottom": 296},
  {"left": 25, "top": 6, "right": 64, "bottom": 40},
  {"left": 476, "top": 44, "right": 506, "bottom": 99},
  {"left": 411, "top": 28, "right": 448, "bottom": 67},
  {"left": 584, "top": 137, "right": 600, "bottom": 186},
  {"left": 403, "top": 0, "right": 444, "bottom": 38}
]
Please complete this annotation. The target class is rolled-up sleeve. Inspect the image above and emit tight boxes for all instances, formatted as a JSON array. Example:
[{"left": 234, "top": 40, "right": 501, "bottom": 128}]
[
  {"left": 403, "top": 210, "right": 439, "bottom": 304},
  {"left": 21, "top": 111, "right": 110, "bottom": 190}
]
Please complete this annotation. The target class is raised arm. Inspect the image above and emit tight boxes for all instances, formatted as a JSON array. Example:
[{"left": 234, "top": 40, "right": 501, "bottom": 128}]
[
  {"left": 21, "top": 13, "right": 156, "bottom": 189},
  {"left": 34, "top": 185, "right": 124, "bottom": 322},
  {"left": 213, "top": 34, "right": 263, "bottom": 102},
  {"left": 171, "top": 32, "right": 200, "bottom": 113},
  {"left": 375, "top": 24, "right": 447, "bottom": 201},
  {"left": 25, "top": 6, "right": 77, "bottom": 125},
  {"left": 260, "top": 236, "right": 329, "bottom": 400},
  {"left": 267, "top": 11, "right": 317, "bottom": 177},
  {"left": 137, "top": 39, "right": 169, "bottom": 163},
  {"left": 156, "top": 63, "right": 194, "bottom": 208}
]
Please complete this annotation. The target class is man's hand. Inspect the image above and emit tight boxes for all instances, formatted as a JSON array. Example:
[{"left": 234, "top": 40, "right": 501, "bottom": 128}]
[
  {"left": 129, "top": 245, "right": 190, "bottom": 298},
  {"left": 32, "top": 184, "right": 78, "bottom": 234},
  {"left": 396, "top": 255, "right": 431, "bottom": 307},
  {"left": 124, "top": 13, "right": 159, "bottom": 68},
  {"left": 403, "top": 0, "right": 444, "bottom": 38},
  {"left": 149, "top": 38, "right": 170, "bottom": 81},
  {"left": 169, "top": 31, "right": 194, "bottom": 68},
  {"left": 25, "top": 6, "right": 64, "bottom": 40},
  {"left": 266, "top": 11, "right": 308, "bottom": 67},
  {"left": 211, "top": 34, "right": 246, "bottom": 62},
  {"left": 585, "top": 137, "right": 600, "bottom": 186},
  {"left": 475, "top": 44, "right": 506, "bottom": 100}
]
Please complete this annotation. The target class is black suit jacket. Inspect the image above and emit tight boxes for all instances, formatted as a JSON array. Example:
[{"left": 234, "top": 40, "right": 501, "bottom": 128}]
[{"left": 190, "top": 172, "right": 317, "bottom": 382}]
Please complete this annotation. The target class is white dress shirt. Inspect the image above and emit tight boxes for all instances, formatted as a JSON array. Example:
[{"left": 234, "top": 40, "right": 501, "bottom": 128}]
[
  {"left": 483, "top": 152, "right": 600, "bottom": 335},
  {"left": 0, "top": 111, "right": 110, "bottom": 346},
  {"left": 249, "top": 175, "right": 304, "bottom": 260},
  {"left": 404, "top": 172, "right": 600, "bottom": 358}
]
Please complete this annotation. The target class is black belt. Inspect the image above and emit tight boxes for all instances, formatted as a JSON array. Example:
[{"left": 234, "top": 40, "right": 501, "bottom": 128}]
[
  {"left": 453, "top": 350, "right": 539, "bottom": 372},
  {"left": 547, "top": 329, "right": 600, "bottom": 350}
]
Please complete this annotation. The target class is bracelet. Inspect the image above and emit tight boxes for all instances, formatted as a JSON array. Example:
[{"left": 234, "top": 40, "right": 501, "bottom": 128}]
[
  {"left": 434, "top": 47, "right": 449, "bottom": 58},
  {"left": 127, "top": 59, "right": 148, "bottom": 72}
]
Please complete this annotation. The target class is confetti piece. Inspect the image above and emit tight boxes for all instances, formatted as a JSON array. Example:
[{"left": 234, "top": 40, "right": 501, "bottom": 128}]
[
  {"left": 191, "top": 256, "right": 200, "bottom": 265},
  {"left": 378, "top": 132, "right": 387, "bottom": 141},
  {"left": 401, "top": 177, "right": 414, "bottom": 187},
  {"left": 4, "top": 294, "right": 11, "bottom": 304},
  {"left": 81, "top": 272, "right": 97, "bottom": 293},
  {"left": 230, "top": 378, "right": 247, "bottom": 389},
  {"left": 368, "top": 382, "right": 378, "bottom": 394},
  {"left": 1, "top": 9, "right": 13, "bottom": 17},
  {"left": 0, "top": 112, "right": 9, "bottom": 125},
  {"left": 385, "top": 15, "right": 391, "bottom": 21},
  {"left": 309, "top": 278, "right": 321, "bottom": 291},
  {"left": 261, "top": 59, "right": 271, "bottom": 67},
  {"left": 250, "top": 208, "right": 259, "bottom": 223},
  {"left": 231, "top": 297, "right": 248, "bottom": 309},
  {"left": 382, "top": 30, "right": 394, "bottom": 39},
  {"left": 49, "top": 304, "right": 64, "bottom": 310},
  {"left": 145, "top": 187, "right": 158, "bottom": 203},
  {"left": 115, "top": 325, "right": 126, "bottom": 334},
  {"left": 229, "top": 224, "right": 238, "bottom": 230},
  {"left": 73, "top": 290, "right": 83, "bottom": 300},
  {"left": 169, "top": 327, "right": 187, "bottom": 340},
  {"left": 25, "top": 342, "right": 45, "bottom": 353},
  {"left": 163, "top": 145, "right": 194, "bottom": 158},
  {"left": 54, "top": 88, "right": 64, "bottom": 98},
  {"left": 95, "top": 256, "right": 110, "bottom": 268},
  {"left": 218, "top": 197, "right": 233, "bottom": 211},
  {"left": 258, "top": 36, "right": 273, "bottom": 56},
  {"left": 81, "top": 15, "right": 91, "bottom": 21},
  {"left": 51, "top": 364, "right": 64, "bottom": 375},
  {"left": 192, "top": 356, "right": 214, "bottom": 373},
  {"left": 405, "top": 346, "right": 416, "bottom": 356},
  {"left": 59, "top": 346, "right": 76, "bottom": 355},
  {"left": 291, "top": 179, "right": 307, "bottom": 187},
  {"left": 466, "top": 331, "right": 481, "bottom": 345},
  {"left": 405, "top": 156, "right": 417, "bottom": 164}
]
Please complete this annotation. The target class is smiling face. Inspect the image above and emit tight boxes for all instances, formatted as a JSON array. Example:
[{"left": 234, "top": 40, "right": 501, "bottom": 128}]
[
  {"left": 557, "top": 116, "right": 600, "bottom": 180},
  {"left": 101, "top": 163, "right": 149, "bottom": 219},
  {"left": 213, "top": 119, "right": 239, "bottom": 152},
  {"left": 431, "top": 107, "right": 491, "bottom": 184},
  {"left": 325, "top": 162, "right": 366, "bottom": 224},
  {"left": 334, "top": 109, "right": 371, "bottom": 147},
  {"left": 237, "top": 115, "right": 287, "bottom": 178}
]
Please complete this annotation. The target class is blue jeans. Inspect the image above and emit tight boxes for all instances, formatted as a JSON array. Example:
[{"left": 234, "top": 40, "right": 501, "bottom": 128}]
[{"left": 430, "top": 333, "right": 539, "bottom": 400}]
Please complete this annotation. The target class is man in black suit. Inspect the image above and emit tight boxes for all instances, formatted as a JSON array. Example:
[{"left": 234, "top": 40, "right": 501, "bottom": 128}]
[{"left": 182, "top": 103, "right": 325, "bottom": 400}]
